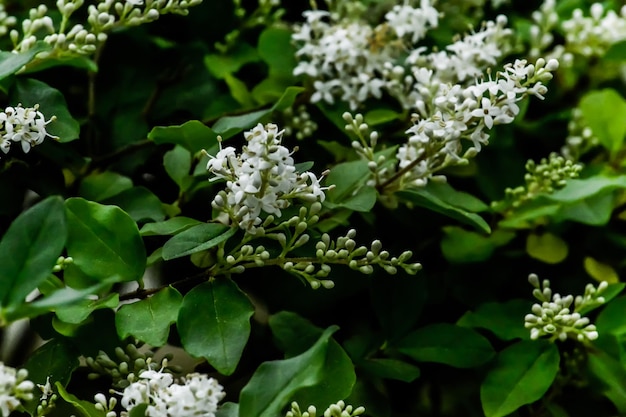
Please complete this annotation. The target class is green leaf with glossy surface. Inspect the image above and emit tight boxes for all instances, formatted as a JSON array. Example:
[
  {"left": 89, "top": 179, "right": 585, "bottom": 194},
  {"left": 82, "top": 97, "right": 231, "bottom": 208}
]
[
  {"left": 326, "top": 160, "right": 370, "bottom": 204},
  {"left": 65, "top": 198, "right": 146, "bottom": 284},
  {"left": 394, "top": 323, "right": 494, "bottom": 368},
  {"left": 140, "top": 217, "right": 202, "bottom": 236},
  {"left": 481, "top": 340, "right": 559, "bottom": 417},
  {"left": 164, "top": 145, "right": 193, "bottom": 191},
  {"left": 12, "top": 78, "right": 80, "bottom": 142},
  {"left": 116, "top": 286, "right": 182, "bottom": 347},
  {"left": 441, "top": 227, "right": 515, "bottom": 263},
  {"left": 239, "top": 326, "right": 338, "bottom": 417},
  {"left": 0, "top": 196, "right": 66, "bottom": 309},
  {"left": 457, "top": 299, "right": 531, "bottom": 341},
  {"left": 149, "top": 120, "right": 219, "bottom": 154},
  {"left": 0, "top": 42, "right": 51, "bottom": 80},
  {"left": 178, "top": 279, "right": 254, "bottom": 375},
  {"left": 397, "top": 189, "right": 491, "bottom": 233},
  {"left": 579, "top": 89, "right": 626, "bottom": 155},
  {"left": 359, "top": 358, "right": 421, "bottom": 382},
  {"left": 102, "top": 186, "right": 166, "bottom": 223},
  {"left": 269, "top": 312, "right": 356, "bottom": 408},
  {"left": 56, "top": 293, "right": 119, "bottom": 324},
  {"left": 78, "top": 172, "right": 133, "bottom": 201},
  {"left": 56, "top": 382, "right": 105, "bottom": 417},
  {"left": 162, "top": 223, "right": 236, "bottom": 260}
]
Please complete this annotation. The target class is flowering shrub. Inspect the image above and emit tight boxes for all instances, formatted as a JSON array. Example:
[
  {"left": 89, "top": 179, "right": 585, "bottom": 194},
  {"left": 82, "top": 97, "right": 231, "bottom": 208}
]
[{"left": 2, "top": 0, "right": 626, "bottom": 416}]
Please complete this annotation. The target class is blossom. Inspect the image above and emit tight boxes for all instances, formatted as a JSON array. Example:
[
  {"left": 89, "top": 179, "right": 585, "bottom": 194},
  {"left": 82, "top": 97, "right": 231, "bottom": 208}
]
[
  {"left": 207, "top": 123, "right": 327, "bottom": 233},
  {"left": 0, "top": 362, "right": 34, "bottom": 417},
  {"left": 121, "top": 370, "right": 224, "bottom": 417},
  {"left": 0, "top": 104, "right": 57, "bottom": 155}
]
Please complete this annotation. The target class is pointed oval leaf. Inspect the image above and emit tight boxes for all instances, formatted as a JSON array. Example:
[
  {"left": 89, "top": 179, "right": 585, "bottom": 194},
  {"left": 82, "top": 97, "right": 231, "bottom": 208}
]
[
  {"left": 148, "top": 120, "right": 219, "bottom": 154},
  {"left": 140, "top": 217, "right": 202, "bottom": 236},
  {"left": 239, "top": 327, "right": 337, "bottom": 417},
  {"left": 481, "top": 340, "right": 559, "bottom": 417},
  {"left": 65, "top": 198, "right": 146, "bottom": 284},
  {"left": 116, "top": 287, "right": 183, "bottom": 347},
  {"left": 0, "top": 196, "right": 66, "bottom": 308},
  {"left": 162, "top": 223, "right": 236, "bottom": 260},
  {"left": 526, "top": 232, "right": 568, "bottom": 264},
  {"left": 394, "top": 323, "right": 494, "bottom": 368},
  {"left": 177, "top": 279, "right": 254, "bottom": 375},
  {"left": 0, "top": 42, "right": 51, "bottom": 80},
  {"left": 457, "top": 299, "right": 531, "bottom": 341}
]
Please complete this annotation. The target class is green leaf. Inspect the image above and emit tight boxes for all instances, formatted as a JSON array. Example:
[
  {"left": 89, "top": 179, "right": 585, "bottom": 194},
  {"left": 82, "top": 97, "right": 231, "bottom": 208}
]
[
  {"left": 116, "top": 286, "right": 182, "bottom": 347},
  {"left": 162, "top": 223, "right": 236, "bottom": 260},
  {"left": 12, "top": 78, "right": 80, "bottom": 142},
  {"left": 239, "top": 326, "right": 338, "bottom": 417},
  {"left": 584, "top": 256, "right": 620, "bottom": 283},
  {"left": 258, "top": 28, "right": 297, "bottom": 79},
  {"left": 0, "top": 42, "right": 51, "bottom": 80},
  {"left": 370, "top": 275, "right": 428, "bottom": 341},
  {"left": 56, "top": 382, "right": 105, "bottom": 417},
  {"left": 480, "top": 340, "right": 559, "bottom": 417},
  {"left": 579, "top": 89, "right": 626, "bottom": 155},
  {"left": 441, "top": 227, "right": 515, "bottom": 263},
  {"left": 326, "top": 160, "right": 371, "bottom": 204},
  {"left": 326, "top": 185, "right": 377, "bottom": 212},
  {"left": 204, "top": 42, "right": 260, "bottom": 79},
  {"left": 0, "top": 196, "right": 66, "bottom": 309},
  {"left": 596, "top": 295, "right": 626, "bottom": 336},
  {"left": 56, "top": 293, "right": 119, "bottom": 324},
  {"left": 148, "top": 120, "right": 219, "bottom": 154},
  {"left": 23, "top": 339, "right": 79, "bottom": 413},
  {"left": 140, "top": 217, "right": 202, "bottom": 236},
  {"left": 364, "top": 109, "right": 401, "bottom": 126},
  {"left": 65, "top": 198, "right": 146, "bottom": 285},
  {"left": 102, "top": 186, "right": 166, "bottom": 223},
  {"left": 457, "top": 299, "right": 531, "bottom": 341},
  {"left": 78, "top": 172, "right": 133, "bottom": 201},
  {"left": 526, "top": 232, "right": 568, "bottom": 264},
  {"left": 397, "top": 189, "right": 491, "bottom": 233},
  {"left": 268, "top": 312, "right": 356, "bottom": 408},
  {"left": 424, "top": 182, "right": 489, "bottom": 212},
  {"left": 216, "top": 402, "right": 239, "bottom": 417},
  {"left": 358, "top": 358, "right": 420, "bottom": 382},
  {"left": 212, "top": 87, "right": 304, "bottom": 140},
  {"left": 394, "top": 323, "right": 494, "bottom": 368},
  {"left": 587, "top": 348, "right": 626, "bottom": 412},
  {"left": 164, "top": 146, "right": 193, "bottom": 191},
  {"left": 178, "top": 279, "right": 254, "bottom": 375},
  {"left": 603, "top": 40, "right": 626, "bottom": 61}
]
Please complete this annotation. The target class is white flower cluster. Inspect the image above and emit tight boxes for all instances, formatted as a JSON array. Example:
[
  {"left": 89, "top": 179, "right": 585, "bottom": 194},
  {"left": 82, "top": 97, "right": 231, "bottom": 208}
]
[
  {"left": 0, "top": 4, "right": 16, "bottom": 37},
  {"left": 391, "top": 57, "right": 559, "bottom": 188},
  {"left": 207, "top": 123, "right": 327, "bottom": 234},
  {"left": 524, "top": 273, "right": 605, "bottom": 342},
  {"left": 120, "top": 369, "right": 224, "bottom": 417},
  {"left": 292, "top": 0, "right": 439, "bottom": 110},
  {"left": 0, "top": 104, "right": 57, "bottom": 156},
  {"left": 0, "top": 362, "right": 34, "bottom": 417},
  {"left": 11, "top": 0, "right": 203, "bottom": 57},
  {"left": 529, "top": 0, "right": 626, "bottom": 62}
]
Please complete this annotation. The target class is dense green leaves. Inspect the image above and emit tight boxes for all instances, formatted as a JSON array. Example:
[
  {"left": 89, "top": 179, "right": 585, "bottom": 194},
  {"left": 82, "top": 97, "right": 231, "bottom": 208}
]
[
  {"left": 587, "top": 348, "right": 626, "bottom": 412},
  {"left": 481, "top": 340, "right": 559, "bottom": 417},
  {"left": 177, "top": 279, "right": 254, "bottom": 375},
  {"left": 64, "top": 198, "right": 146, "bottom": 285},
  {"left": 0, "top": 196, "right": 66, "bottom": 312},
  {"left": 116, "top": 287, "right": 182, "bottom": 347},
  {"left": 393, "top": 323, "right": 495, "bottom": 368},
  {"left": 239, "top": 327, "right": 339, "bottom": 417}
]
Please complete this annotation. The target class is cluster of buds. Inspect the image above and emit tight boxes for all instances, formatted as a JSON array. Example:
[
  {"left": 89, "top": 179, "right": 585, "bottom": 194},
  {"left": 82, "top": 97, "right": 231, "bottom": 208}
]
[
  {"left": 493, "top": 152, "right": 583, "bottom": 212},
  {"left": 10, "top": 0, "right": 203, "bottom": 59},
  {"left": 85, "top": 343, "right": 179, "bottom": 389},
  {"left": 207, "top": 123, "right": 327, "bottom": 234},
  {"left": 561, "top": 107, "right": 599, "bottom": 161},
  {"left": 286, "top": 400, "right": 365, "bottom": 417},
  {"left": 524, "top": 273, "right": 605, "bottom": 342},
  {"left": 282, "top": 105, "right": 318, "bottom": 140},
  {"left": 0, "top": 362, "right": 34, "bottom": 417},
  {"left": 283, "top": 229, "right": 421, "bottom": 289},
  {"left": 0, "top": 104, "right": 57, "bottom": 157},
  {"left": 0, "top": 4, "right": 16, "bottom": 37},
  {"left": 52, "top": 256, "right": 74, "bottom": 273}
]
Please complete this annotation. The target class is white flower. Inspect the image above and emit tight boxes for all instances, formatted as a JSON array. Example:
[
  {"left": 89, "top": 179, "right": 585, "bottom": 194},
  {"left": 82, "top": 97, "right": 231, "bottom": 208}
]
[
  {"left": 207, "top": 123, "right": 327, "bottom": 233},
  {"left": 0, "top": 104, "right": 57, "bottom": 155},
  {"left": 0, "top": 363, "right": 34, "bottom": 417}
]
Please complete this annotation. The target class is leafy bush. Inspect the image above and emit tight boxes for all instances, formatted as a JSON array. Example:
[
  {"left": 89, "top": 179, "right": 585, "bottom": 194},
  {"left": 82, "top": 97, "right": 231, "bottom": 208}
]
[{"left": 1, "top": 0, "right": 626, "bottom": 416}]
